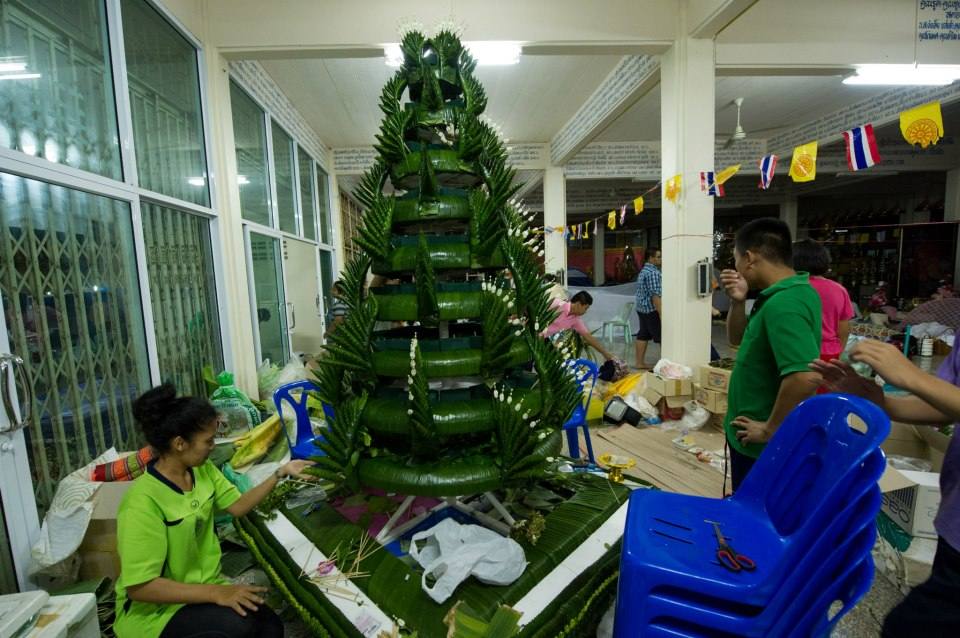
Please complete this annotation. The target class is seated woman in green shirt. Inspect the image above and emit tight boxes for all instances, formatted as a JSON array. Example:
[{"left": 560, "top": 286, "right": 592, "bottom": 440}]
[{"left": 114, "top": 383, "right": 314, "bottom": 638}]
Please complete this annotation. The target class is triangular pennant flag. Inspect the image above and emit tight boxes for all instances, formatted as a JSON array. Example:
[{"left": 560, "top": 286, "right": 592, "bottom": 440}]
[
  {"left": 665, "top": 175, "right": 681, "bottom": 203},
  {"left": 543, "top": 226, "right": 552, "bottom": 234},
  {"left": 583, "top": 223, "right": 589, "bottom": 239},
  {"left": 900, "top": 101, "right": 943, "bottom": 148},
  {"left": 842, "top": 123, "right": 881, "bottom": 171},
  {"left": 758, "top": 154, "right": 777, "bottom": 190},
  {"left": 569, "top": 225, "right": 576, "bottom": 238},
  {"left": 593, "top": 219, "right": 599, "bottom": 235},
  {"left": 607, "top": 211, "right": 616, "bottom": 229},
  {"left": 619, "top": 204, "right": 627, "bottom": 225},
  {"left": 633, "top": 196, "right": 644, "bottom": 214},
  {"left": 716, "top": 164, "right": 740, "bottom": 185},
  {"left": 555, "top": 226, "right": 565, "bottom": 233},
  {"left": 788, "top": 141, "right": 818, "bottom": 182},
  {"left": 699, "top": 171, "right": 724, "bottom": 197}
]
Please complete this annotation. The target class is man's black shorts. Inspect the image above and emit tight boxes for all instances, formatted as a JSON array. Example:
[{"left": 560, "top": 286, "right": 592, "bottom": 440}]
[{"left": 635, "top": 310, "right": 661, "bottom": 343}]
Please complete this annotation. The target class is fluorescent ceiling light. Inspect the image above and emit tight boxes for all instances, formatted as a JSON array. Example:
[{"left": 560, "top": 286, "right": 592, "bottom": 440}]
[
  {"left": 0, "top": 61, "right": 27, "bottom": 73},
  {"left": 384, "top": 41, "right": 521, "bottom": 67},
  {"left": 843, "top": 64, "right": 960, "bottom": 86},
  {"left": 0, "top": 73, "right": 40, "bottom": 81}
]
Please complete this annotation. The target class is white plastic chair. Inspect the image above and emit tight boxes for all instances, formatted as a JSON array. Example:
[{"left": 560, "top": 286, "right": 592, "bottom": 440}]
[{"left": 601, "top": 301, "right": 634, "bottom": 344}]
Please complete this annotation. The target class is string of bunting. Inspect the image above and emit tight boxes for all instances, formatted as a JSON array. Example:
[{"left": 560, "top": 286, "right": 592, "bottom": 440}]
[{"left": 539, "top": 100, "right": 945, "bottom": 239}]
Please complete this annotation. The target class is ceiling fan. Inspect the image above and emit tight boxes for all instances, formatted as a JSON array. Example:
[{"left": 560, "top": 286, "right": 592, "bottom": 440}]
[{"left": 723, "top": 97, "right": 747, "bottom": 149}]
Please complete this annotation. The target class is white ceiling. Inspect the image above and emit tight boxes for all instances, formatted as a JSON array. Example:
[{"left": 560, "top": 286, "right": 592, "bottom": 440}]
[{"left": 259, "top": 54, "right": 622, "bottom": 148}]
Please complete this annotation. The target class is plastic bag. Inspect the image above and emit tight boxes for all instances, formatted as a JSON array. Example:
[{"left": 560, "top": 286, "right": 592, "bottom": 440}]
[
  {"left": 408, "top": 518, "right": 527, "bottom": 603},
  {"left": 887, "top": 454, "right": 933, "bottom": 473},
  {"left": 653, "top": 359, "right": 693, "bottom": 380},
  {"left": 680, "top": 400, "right": 710, "bottom": 431},
  {"left": 211, "top": 371, "right": 261, "bottom": 438},
  {"left": 259, "top": 359, "right": 310, "bottom": 407}
]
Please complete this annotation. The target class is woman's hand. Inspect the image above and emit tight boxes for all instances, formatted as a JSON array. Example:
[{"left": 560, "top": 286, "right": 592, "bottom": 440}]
[
  {"left": 848, "top": 340, "right": 923, "bottom": 392},
  {"left": 809, "top": 358, "right": 884, "bottom": 407},
  {"left": 212, "top": 584, "right": 268, "bottom": 617},
  {"left": 720, "top": 269, "right": 748, "bottom": 302},
  {"left": 278, "top": 459, "right": 316, "bottom": 480}
]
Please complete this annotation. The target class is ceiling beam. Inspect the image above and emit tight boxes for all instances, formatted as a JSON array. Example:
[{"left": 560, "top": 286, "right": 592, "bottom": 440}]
[
  {"left": 687, "top": 0, "right": 761, "bottom": 39},
  {"left": 549, "top": 56, "right": 660, "bottom": 166}
]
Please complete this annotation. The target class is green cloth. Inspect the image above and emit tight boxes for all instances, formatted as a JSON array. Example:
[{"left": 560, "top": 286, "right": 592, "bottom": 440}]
[
  {"left": 724, "top": 272, "right": 822, "bottom": 458},
  {"left": 114, "top": 460, "right": 241, "bottom": 638}
]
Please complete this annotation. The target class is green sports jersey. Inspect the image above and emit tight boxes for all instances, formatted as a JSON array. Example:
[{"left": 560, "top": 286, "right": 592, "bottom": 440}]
[
  {"left": 724, "top": 272, "right": 822, "bottom": 458},
  {"left": 114, "top": 460, "right": 241, "bottom": 638}
]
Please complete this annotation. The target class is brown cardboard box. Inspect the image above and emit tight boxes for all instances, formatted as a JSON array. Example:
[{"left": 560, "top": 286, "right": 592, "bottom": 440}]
[
  {"left": 641, "top": 386, "right": 663, "bottom": 409},
  {"left": 693, "top": 383, "right": 728, "bottom": 414},
  {"left": 700, "top": 365, "right": 733, "bottom": 393},
  {"left": 879, "top": 422, "right": 948, "bottom": 540},
  {"left": 659, "top": 395, "right": 692, "bottom": 421},
  {"left": 78, "top": 480, "right": 134, "bottom": 581},
  {"left": 646, "top": 374, "right": 692, "bottom": 397}
]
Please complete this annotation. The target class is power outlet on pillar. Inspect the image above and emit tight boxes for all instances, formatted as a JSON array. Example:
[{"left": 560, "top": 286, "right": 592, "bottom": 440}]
[{"left": 696, "top": 259, "right": 712, "bottom": 297}]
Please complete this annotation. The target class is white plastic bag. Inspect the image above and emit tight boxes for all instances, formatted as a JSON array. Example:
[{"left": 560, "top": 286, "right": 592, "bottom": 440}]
[
  {"left": 681, "top": 400, "right": 711, "bottom": 430},
  {"left": 653, "top": 359, "right": 693, "bottom": 380},
  {"left": 408, "top": 518, "right": 527, "bottom": 603}
]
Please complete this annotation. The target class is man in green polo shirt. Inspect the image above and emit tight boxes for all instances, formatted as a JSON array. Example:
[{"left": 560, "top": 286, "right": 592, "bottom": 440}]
[{"left": 719, "top": 218, "right": 822, "bottom": 490}]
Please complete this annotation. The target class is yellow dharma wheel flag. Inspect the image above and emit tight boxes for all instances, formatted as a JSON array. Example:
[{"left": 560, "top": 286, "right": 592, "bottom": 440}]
[
  {"left": 788, "top": 141, "right": 818, "bottom": 183},
  {"left": 607, "top": 211, "right": 616, "bottom": 229},
  {"left": 900, "top": 101, "right": 944, "bottom": 149},
  {"left": 665, "top": 175, "right": 682, "bottom": 203}
]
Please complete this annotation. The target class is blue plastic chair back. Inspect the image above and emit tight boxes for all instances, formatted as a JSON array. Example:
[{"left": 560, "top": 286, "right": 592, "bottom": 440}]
[
  {"left": 567, "top": 358, "right": 599, "bottom": 416},
  {"left": 733, "top": 393, "right": 890, "bottom": 538},
  {"left": 562, "top": 359, "right": 600, "bottom": 462},
  {"left": 272, "top": 380, "right": 324, "bottom": 459}
]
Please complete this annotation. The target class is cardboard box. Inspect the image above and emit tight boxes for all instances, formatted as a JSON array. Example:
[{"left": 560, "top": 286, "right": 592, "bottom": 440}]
[
  {"left": 879, "top": 468, "right": 941, "bottom": 540},
  {"left": 700, "top": 365, "right": 733, "bottom": 393},
  {"left": 646, "top": 374, "right": 692, "bottom": 397},
  {"left": 78, "top": 480, "right": 134, "bottom": 581},
  {"left": 641, "top": 386, "right": 663, "bottom": 408},
  {"left": 693, "top": 383, "right": 728, "bottom": 414},
  {"left": 659, "top": 395, "right": 692, "bottom": 421}
]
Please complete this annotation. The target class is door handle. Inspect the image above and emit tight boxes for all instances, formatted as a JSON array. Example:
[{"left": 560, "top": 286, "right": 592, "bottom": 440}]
[
  {"left": 0, "top": 353, "right": 32, "bottom": 433},
  {"left": 286, "top": 302, "right": 296, "bottom": 332}
]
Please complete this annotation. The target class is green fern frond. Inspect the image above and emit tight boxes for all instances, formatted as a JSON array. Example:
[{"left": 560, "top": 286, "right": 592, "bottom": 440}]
[
  {"left": 455, "top": 109, "right": 485, "bottom": 161},
  {"left": 354, "top": 160, "right": 389, "bottom": 210},
  {"left": 355, "top": 196, "right": 394, "bottom": 262},
  {"left": 338, "top": 253, "right": 371, "bottom": 312},
  {"left": 406, "top": 337, "right": 437, "bottom": 457},
  {"left": 415, "top": 233, "right": 439, "bottom": 323},
  {"left": 323, "top": 296, "right": 378, "bottom": 383},
  {"left": 315, "top": 392, "right": 368, "bottom": 489},
  {"left": 480, "top": 282, "right": 516, "bottom": 378},
  {"left": 378, "top": 72, "right": 407, "bottom": 118},
  {"left": 419, "top": 147, "right": 440, "bottom": 197},
  {"left": 400, "top": 31, "right": 425, "bottom": 68},
  {"left": 312, "top": 358, "right": 345, "bottom": 409},
  {"left": 374, "top": 109, "right": 413, "bottom": 164}
]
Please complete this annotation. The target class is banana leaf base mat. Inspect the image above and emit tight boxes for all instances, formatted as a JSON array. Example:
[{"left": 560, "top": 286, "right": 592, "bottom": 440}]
[{"left": 236, "top": 474, "right": 634, "bottom": 637}]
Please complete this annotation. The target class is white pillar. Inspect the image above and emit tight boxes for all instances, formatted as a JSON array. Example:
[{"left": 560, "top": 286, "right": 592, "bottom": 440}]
[
  {"left": 593, "top": 220, "right": 606, "bottom": 286},
  {"left": 660, "top": 36, "right": 715, "bottom": 367},
  {"left": 780, "top": 198, "right": 799, "bottom": 239},
  {"left": 945, "top": 168, "right": 960, "bottom": 285},
  {"left": 543, "top": 165, "right": 567, "bottom": 282}
]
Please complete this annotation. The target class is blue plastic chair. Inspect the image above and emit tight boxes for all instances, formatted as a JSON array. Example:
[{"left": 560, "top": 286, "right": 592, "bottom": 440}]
[
  {"left": 613, "top": 394, "right": 890, "bottom": 637},
  {"left": 562, "top": 359, "right": 599, "bottom": 464},
  {"left": 272, "top": 380, "right": 327, "bottom": 460}
]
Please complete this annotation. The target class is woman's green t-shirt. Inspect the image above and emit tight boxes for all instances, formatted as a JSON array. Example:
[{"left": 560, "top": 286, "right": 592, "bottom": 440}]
[{"left": 113, "top": 460, "right": 241, "bottom": 638}]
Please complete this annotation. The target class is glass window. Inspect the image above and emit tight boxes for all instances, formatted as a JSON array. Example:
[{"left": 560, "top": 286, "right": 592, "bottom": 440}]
[
  {"left": 0, "top": 172, "right": 150, "bottom": 511},
  {"left": 298, "top": 147, "right": 316, "bottom": 241},
  {"left": 230, "top": 82, "right": 271, "bottom": 226},
  {"left": 141, "top": 203, "right": 223, "bottom": 396},
  {"left": 120, "top": 0, "right": 208, "bottom": 206},
  {"left": 248, "top": 232, "right": 289, "bottom": 365},
  {"left": 316, "top": 164, "right": 332, "bottom": 244},
  {"left": 271, "top": 121, "right": 296, "bottom": 234},
  {"left": 318, "top": 249, "right": 334, "bottom": 329},
  {"left": 0, "top": 0, "right": 121, "bottom": 179}
]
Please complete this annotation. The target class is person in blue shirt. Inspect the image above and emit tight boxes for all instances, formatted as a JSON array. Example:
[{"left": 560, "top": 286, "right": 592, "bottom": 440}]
[{"left": 634, "top": 248, "right": 662, "bottom": 369}]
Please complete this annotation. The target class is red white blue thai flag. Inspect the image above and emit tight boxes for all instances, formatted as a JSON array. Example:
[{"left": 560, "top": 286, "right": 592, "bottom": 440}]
[
  {"left": 699, "top": 171, "right": 724, "bottom": 197},
  {"left": 758, "top": 154, "right": 777, "bottom": 190},
  {"left": 842, "top": 123, "right": 881, "bottom": 172}
]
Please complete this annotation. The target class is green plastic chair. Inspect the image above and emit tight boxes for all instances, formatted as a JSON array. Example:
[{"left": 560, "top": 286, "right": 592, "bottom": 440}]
[{"left": 601, "top": 301, "right": 634, "bottom": 344}]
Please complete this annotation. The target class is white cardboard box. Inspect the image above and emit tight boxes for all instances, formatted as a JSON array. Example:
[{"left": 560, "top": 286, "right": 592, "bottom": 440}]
[{"left": 879, "top": 467, "right": 941, "bottom": 540}]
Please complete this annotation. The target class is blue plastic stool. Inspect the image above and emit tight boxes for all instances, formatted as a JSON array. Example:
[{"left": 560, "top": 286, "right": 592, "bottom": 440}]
[
  {"left": 272, "top": 380, "right": 327, "bottom": 460},
  {"left": 613, "top": 394, "right": 890, "bottom": 637},
  {"left": 562, "top": 358, "right": 599, "bottom": 464}
]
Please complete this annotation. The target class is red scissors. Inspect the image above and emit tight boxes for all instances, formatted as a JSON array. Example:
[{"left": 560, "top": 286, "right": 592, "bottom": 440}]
[{"left": 709, "top": 521, "right": 756, "bottom": 572}]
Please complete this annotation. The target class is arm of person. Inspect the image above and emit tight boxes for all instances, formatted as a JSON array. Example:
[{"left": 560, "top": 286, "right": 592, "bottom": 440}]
[
  {"left": 582, "top": 331, "right": 615, "bottom": 362},
  {"left": 720, "top": 269, "right": 748, "bottom": 346},
  {"left": 734, "top": 371, "right": 821, "bottom": 444},
  {"left": 127, "top": 579, "right": 267, "bottom": 616},
  {"left": 225, "top": 459, "right": 315, "bottom": 518},
  {"left": 652, "top": 295, "right": 662, "bottom": 316},
  {"left": 837, "top": 320, "right": 850, "bottom": 354}
]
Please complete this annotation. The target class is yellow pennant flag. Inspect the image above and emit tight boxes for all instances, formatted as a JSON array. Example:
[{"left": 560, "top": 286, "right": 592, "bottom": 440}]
[
  {"left": 607, "top": 211, "right": 616, "bottom": 229},
  {"left": 665, "top": 175, "right": 682, "bottom": 203},
  {"left": 633, "top": 196, "right": 644, "bottom": 214},
  {"left": 583, "top": 224, "right": 589, "bottom": 239},
  {"left": 900, "top": 101, "right": 944, "bottom": 148},
  {"left": 788, "top": 141, "right": 818, "bottom": 183},
  {"left": 716, "top": 164, "right": 741, "bottom": 185}
]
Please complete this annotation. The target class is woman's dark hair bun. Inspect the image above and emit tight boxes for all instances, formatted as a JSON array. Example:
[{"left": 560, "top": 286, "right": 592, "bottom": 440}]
[{"left": 132, "top": 383, "right": 217, "bottom": 453}]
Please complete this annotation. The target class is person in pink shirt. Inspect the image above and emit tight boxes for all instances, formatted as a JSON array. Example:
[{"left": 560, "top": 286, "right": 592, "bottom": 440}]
[
  {"left": 793, "top": 239, "right": 854, "bottom": 361},
  {"left": 542, "top": 291, "right": 615, "bottom": 362}
]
